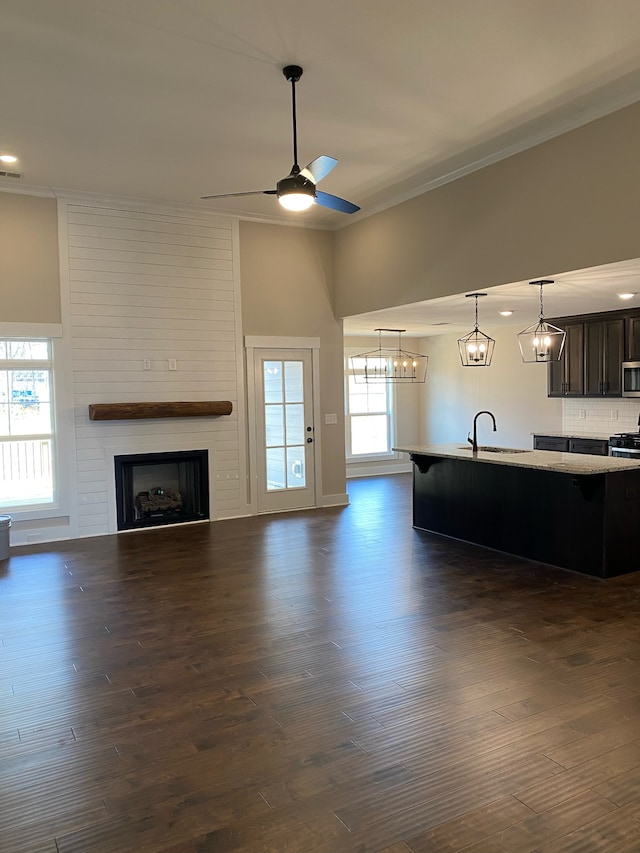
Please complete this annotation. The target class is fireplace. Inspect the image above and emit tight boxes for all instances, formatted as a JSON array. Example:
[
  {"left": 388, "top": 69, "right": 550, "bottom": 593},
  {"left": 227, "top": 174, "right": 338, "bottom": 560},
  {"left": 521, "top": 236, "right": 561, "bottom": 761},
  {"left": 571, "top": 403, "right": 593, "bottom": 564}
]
[{"left": 114, "top": 450, "right": 209, "bottom": 531}]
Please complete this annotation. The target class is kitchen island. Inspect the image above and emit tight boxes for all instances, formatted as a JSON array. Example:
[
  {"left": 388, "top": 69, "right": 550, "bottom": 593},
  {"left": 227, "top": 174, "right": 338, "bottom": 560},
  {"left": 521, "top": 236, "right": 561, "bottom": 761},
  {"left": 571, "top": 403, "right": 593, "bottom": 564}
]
[{"left": 393, "top": 444, "right": 640, "bottom": 578}]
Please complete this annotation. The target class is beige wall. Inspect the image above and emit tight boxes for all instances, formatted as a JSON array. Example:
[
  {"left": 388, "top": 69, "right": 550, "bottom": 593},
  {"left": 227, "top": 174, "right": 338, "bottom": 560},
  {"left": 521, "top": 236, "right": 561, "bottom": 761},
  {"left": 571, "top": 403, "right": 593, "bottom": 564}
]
[
  {"left": 334, "top": 100, "right": 640, "bottom": 319},
  {"left": 239, "top": 221, "right": 346, "bottom": 500},
  {"left": 420, "top": 324, "right": 562, "bottom": 449},
  {"left": 0, "top": 192, "right": 60, "bottom": 323}
]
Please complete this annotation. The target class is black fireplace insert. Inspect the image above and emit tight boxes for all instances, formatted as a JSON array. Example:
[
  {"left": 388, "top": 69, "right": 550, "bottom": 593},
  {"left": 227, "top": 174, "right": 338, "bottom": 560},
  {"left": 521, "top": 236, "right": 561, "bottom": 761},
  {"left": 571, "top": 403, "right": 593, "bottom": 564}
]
[{"left": 114, "top": 450, "right": 209, "bottom": 530}]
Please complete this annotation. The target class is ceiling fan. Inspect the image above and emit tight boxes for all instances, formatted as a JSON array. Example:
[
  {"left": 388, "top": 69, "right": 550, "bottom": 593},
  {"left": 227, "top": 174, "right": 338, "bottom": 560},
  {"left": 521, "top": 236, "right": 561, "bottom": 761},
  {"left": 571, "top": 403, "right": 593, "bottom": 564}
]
[{"left": 201, "top": 65, "right": 360, "bottom": 215}]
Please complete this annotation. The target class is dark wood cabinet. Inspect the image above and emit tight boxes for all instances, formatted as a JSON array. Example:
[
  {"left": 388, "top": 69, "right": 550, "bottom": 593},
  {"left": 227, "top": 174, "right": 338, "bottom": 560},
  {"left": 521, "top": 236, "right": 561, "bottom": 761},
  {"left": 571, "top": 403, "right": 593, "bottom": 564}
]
[
  {"left": 547, "top": 309, "right": 633, "bottom": 398},
  {"left": 533, "top": 434, "right": 610, "bottom": 456},
  {"left": 584, "top": 318, "right": 624, "bottom": 396},
  {"left": 533, "top": 435, "right": 569, "bottom": 451},
  {"left": 548, "top": 323, "right": 584, "bottom": 396},
  {"left": 626, "top": 315, "right": 640, "bottom": 361},
  {"left": 568, "top": 437, "right": 610, "bottom": 456}
]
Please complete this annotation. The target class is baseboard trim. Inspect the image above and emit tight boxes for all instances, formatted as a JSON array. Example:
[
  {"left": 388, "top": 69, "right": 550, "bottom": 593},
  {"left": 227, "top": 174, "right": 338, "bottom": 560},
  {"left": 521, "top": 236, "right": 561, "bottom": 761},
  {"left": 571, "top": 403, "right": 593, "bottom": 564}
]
[
  {"left": 346, "top": 462, "right": 412, "bottom": 479},
  {"left": 322, "top": 493, "right": 350, "bottom": 508}
]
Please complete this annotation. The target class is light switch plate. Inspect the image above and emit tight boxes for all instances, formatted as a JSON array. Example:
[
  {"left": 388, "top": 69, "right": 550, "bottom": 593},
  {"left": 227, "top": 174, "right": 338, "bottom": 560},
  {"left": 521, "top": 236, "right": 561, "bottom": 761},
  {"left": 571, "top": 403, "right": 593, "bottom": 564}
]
[{"left": 324, "top": 413, "right": 338, "bottom": 424}]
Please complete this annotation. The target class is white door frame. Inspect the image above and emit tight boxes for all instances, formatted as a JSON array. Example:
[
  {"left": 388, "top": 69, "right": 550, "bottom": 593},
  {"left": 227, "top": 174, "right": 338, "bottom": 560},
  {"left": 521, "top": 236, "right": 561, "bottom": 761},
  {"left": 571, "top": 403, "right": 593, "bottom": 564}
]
[{"left": 245, "top": 336, "right": 323, "bottom": 514}]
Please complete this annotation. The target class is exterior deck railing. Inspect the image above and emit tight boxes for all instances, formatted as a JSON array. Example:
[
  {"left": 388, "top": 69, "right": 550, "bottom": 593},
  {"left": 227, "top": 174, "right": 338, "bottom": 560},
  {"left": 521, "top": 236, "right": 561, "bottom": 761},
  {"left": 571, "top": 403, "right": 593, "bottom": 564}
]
[{"left": 0, "top": 439, "right": 53, "bottom": 503}]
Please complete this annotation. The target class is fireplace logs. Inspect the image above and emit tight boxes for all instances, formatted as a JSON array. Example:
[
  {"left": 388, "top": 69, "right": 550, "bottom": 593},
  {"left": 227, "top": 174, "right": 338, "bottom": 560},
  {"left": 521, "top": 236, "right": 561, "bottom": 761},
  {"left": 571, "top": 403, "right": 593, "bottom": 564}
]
[{"left": 135, "top": 487, "right": 183, "bottom": 519}]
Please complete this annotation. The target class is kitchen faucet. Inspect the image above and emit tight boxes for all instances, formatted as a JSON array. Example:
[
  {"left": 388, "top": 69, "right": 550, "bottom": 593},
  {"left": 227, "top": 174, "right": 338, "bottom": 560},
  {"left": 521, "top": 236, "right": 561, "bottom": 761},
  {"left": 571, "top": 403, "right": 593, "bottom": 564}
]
[{"left": 467, "top": 410, "right": 497, "bottom": 453}]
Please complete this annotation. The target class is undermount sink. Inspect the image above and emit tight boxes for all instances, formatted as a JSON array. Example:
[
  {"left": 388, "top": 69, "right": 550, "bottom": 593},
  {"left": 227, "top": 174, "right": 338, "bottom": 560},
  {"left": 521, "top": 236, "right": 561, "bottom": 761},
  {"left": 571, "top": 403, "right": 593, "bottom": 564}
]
[{"left": 458, "top": 446, "right": 532, "bottom": 454}]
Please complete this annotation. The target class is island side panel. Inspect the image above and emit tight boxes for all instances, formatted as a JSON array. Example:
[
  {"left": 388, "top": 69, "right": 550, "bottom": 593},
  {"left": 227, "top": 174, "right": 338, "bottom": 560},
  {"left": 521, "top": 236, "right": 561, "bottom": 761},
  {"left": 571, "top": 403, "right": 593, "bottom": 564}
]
[
  {"left": 411, "top": 455, "right": 607, "bottom": 577},
  {"left": 602, "top": 469, "right": 640, "bottom": 578}
]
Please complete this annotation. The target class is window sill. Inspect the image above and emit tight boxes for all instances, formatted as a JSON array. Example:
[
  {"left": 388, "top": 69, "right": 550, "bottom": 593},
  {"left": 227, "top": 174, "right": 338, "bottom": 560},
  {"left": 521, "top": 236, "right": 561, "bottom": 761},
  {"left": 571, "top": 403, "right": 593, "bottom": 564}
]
[{"left": 1, "top": 504, "right": 67, "bottom": 523}]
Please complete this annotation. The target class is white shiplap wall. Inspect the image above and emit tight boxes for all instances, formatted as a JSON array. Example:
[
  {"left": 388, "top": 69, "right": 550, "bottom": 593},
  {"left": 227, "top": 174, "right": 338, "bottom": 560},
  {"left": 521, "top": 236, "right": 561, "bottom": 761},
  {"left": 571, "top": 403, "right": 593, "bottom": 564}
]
[{"left": 59, "top": 198, "right": 245, "bottom": 537}]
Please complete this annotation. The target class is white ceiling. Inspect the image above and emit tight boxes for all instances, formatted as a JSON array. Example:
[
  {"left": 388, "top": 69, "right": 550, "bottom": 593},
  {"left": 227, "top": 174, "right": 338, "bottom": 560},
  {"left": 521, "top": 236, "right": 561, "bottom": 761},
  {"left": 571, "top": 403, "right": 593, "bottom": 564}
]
[
  {"left": 4, "top": 0, "right": 640, "bottom": 329},
  {"left": 342, "top": 259, "right": 640, "bottom": 337}
]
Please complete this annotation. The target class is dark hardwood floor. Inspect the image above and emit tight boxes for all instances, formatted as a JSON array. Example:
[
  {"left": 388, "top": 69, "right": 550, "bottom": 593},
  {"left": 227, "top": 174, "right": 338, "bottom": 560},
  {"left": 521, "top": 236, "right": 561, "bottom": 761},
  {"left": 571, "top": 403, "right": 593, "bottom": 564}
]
[{"left": 3, "top": 473, "right": 640, "bottom": 852}]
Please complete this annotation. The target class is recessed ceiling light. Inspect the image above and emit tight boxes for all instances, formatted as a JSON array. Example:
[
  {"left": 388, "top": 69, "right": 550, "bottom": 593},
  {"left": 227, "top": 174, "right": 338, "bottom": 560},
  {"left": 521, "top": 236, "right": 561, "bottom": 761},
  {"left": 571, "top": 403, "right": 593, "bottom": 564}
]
[
  {"left": 618, "top": 292, "right": 636, "bottom": 300},
  {"left": 499, "top": 310, "right": 514, "bottom": 316},
  {"left": 0, "top": 153, "right": 18, "bottom": 164}
]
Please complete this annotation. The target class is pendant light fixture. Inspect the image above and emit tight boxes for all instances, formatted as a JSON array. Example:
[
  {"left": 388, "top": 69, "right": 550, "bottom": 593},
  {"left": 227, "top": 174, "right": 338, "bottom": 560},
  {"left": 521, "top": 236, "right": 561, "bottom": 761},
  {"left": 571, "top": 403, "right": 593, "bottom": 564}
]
[
  {"left": 517, "top": 279, "right": 566, "bottom": 363},
  {"left": 457, "top": 293, "right": 495, "bottom": 367},
  {"left": 349, "top": 329, "right": 428, "bottom": 384}
]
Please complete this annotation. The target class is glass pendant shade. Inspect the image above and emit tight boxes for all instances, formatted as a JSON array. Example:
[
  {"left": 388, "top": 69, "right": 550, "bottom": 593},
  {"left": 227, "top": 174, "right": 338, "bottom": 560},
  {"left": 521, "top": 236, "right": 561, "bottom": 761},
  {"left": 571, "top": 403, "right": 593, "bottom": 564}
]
[
  {"left": 517, "top": 280, "right": 566, "bottom": 363},
  {"left": 457, "top": 293, "right": 495, "bottom": 367},
  {"left": 349, "top": 329, "right": 428, "bottom": 384}
]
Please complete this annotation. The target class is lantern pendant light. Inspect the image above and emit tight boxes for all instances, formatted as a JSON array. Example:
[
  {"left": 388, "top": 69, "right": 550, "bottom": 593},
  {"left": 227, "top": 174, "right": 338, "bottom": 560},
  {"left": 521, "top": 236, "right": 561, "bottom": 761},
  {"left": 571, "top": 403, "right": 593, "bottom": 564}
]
[
  {"left": 349, "top": 329, "right": 428, "bottom": 384},
  {"left": 457, "top": 293, "right": 495, "bottom": 367},
  {"left": 517, "top": 279, "right": 566, "bottom": 363}
]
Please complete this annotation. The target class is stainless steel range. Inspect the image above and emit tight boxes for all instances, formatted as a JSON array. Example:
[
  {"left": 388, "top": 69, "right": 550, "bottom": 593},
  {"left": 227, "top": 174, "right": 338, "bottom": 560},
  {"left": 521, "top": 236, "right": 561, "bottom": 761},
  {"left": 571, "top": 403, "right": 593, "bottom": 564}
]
[{"left": 609, "top": 432, "right": 640, "bottom": 458}]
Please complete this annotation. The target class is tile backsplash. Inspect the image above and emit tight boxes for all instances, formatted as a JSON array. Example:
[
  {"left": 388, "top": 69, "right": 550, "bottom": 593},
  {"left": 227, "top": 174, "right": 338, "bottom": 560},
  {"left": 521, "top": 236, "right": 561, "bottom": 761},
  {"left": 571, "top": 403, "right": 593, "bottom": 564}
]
[{"left": 563, "top": 398, "right": 640, "bottom": 437}]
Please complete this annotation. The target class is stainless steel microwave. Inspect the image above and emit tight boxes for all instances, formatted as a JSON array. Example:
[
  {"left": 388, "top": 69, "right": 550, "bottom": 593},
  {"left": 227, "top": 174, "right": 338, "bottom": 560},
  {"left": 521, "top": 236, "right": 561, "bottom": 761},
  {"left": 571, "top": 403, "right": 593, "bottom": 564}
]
[{"left": 622, "top": 362, "right": 640, "bottom": 396}]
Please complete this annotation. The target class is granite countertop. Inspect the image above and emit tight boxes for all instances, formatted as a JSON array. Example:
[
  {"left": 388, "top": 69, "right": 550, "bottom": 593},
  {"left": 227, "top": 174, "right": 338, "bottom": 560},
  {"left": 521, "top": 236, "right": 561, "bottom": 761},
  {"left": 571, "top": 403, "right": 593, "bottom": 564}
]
[{"left": 393, "top": 443, "right": 640, "bottom": 475}]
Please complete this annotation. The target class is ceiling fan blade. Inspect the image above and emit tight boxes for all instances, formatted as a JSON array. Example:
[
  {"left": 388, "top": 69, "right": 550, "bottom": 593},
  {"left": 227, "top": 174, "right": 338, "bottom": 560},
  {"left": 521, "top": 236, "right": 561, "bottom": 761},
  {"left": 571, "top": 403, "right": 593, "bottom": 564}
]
[
  {"left": 315, "top": 190, "right": 360, "bottom": 214},
  {"left": 300, "top": 155, "right": 338, "bottom": 184},
  {"left": 201, "top": 189, "right": 276, "bottom": 200}
]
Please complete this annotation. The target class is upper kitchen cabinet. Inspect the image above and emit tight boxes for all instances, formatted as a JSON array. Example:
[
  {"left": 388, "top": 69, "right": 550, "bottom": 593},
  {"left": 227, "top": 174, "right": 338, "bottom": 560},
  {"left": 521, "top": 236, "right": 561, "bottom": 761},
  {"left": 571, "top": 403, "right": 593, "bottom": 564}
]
[
  {"left": 584, "top": 318, "right": 624, "bottom": 396},
  {"left": 626, "top": 316, "right": 640, "bottom": 361},
  {"left": 547, "top": 307, "right": 640, "bottom": 398},
  {"left": 548, "top": 322, "right": 584, "bottom": 397}
]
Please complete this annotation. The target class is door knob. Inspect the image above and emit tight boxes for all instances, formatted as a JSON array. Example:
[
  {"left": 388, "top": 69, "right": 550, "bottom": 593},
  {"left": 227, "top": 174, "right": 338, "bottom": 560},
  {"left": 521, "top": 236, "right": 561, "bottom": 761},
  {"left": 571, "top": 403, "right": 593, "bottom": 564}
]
[{"left": 306, "top": 437, "right": 313, "bottom": 443}]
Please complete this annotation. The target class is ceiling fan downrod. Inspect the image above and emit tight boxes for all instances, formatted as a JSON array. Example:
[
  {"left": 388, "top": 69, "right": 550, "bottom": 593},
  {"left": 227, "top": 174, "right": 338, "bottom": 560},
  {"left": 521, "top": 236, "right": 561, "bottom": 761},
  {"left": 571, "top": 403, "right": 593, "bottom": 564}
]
[{"left": 283, "top": 65, "right": 303, "bottom": 172}]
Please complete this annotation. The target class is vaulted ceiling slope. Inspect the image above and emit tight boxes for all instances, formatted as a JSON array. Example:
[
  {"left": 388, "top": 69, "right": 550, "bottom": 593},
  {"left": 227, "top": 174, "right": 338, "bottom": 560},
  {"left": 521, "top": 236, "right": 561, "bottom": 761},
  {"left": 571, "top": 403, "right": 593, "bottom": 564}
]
[{"left": 3, "top": 0, "right": 640, "bottom": 228}]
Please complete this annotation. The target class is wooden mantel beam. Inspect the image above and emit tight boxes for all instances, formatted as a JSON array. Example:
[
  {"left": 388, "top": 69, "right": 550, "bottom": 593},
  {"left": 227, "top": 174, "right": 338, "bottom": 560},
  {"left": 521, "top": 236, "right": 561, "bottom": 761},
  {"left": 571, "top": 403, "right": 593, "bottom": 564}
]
[{"left": 88, "top": 401, "right": 233, "bottom": 421}]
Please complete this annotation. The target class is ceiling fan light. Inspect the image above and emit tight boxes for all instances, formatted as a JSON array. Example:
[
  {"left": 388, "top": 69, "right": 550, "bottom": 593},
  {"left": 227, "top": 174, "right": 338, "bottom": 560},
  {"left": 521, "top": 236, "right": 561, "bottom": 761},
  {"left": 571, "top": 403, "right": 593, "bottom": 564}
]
[
  {"left": 278, "top": 191, "right": 315, "bottom": 211},
  {"left": 277, "top": 173, "right": 316, "bottom": 211}
]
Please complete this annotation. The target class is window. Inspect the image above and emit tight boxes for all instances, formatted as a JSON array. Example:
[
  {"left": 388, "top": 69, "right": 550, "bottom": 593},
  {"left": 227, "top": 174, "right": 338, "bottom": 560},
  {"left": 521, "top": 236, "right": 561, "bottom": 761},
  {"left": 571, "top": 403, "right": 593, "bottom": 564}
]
[
  {"left": 345, "top": 354, "right": 395, "bottom": 459},
  {"left": 0, "top": 339, "right": 55, "bottom": 508}
]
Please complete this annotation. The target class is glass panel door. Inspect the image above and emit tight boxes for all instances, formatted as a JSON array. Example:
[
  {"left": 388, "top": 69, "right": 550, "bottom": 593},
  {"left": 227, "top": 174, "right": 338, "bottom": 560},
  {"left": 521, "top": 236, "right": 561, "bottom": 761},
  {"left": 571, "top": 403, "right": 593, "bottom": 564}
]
[{"left": 255, "top": 349, "right": 315, "bottom": 513}]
